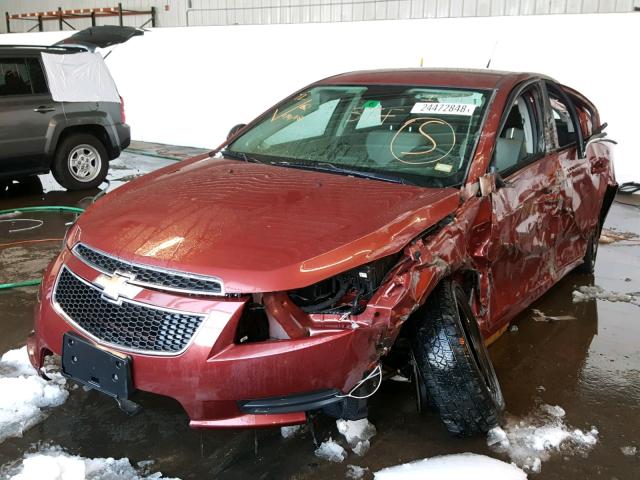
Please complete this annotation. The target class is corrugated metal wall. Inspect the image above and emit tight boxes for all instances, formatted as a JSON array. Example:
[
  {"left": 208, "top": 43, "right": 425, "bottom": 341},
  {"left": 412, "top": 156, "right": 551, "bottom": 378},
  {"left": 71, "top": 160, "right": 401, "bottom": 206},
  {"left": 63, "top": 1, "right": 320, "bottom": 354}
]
[{"left": 2, "top": 0, "right": 638, "bottom": 33}]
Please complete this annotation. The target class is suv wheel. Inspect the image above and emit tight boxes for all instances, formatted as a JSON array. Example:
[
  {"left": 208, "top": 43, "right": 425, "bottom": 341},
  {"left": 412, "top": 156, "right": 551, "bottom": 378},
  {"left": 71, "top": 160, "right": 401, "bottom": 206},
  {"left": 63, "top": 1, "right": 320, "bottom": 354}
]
[
  {"left": 410, "top": 279, "right": 504, "bottom": 436},
  {"left": 52, "top": 133, "right": 109, "bottom": 190}
]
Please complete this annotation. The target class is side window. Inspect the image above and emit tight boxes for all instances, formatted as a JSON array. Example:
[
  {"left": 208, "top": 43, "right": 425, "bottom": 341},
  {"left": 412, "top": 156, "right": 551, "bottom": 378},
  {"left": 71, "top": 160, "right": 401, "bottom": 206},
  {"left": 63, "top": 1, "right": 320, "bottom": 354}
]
[
  {"left": 0, "top": 57, "right": 34, "bottom": 96},
  {"left": 548, "top": 92, "right": 578, "bottom": 149},
  {"left": 26, "top": 58, "right": 48, "bottom": 94},
  {"left": 493, "top": 87, "right": 543, "bottom": 173}
]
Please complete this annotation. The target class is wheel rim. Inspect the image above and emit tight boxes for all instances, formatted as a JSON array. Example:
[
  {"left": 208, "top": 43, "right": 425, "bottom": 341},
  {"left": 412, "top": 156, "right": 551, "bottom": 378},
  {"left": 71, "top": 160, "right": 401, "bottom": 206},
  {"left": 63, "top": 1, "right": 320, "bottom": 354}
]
[
  {"left": 455, "top": 289, "right": 505, "bottom": 410},
  {"left": 410, "top": 349, "right": 428, "bottom": 414},
  {"left": 68, "top": 144, "right": 101, "bottom": 182}
]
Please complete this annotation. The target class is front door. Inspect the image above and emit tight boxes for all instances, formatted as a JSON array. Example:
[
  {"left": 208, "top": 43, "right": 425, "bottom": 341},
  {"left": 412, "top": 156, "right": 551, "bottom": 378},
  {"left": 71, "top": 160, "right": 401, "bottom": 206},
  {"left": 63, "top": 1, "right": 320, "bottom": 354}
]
[
  {"left": 486, "top": 81, "right": 563, "bottom": 326},
  {"left": 0, "top": 55, "right": 63, "bottom": 175}
]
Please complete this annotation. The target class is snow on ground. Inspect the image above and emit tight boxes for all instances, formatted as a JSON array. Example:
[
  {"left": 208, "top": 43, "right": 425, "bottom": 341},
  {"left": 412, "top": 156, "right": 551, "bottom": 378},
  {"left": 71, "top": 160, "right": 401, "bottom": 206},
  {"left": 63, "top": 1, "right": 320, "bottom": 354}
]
[
  {"left": 346, "top": 464, "right": 369, "bottom": 479},
  {"left": 314, "top": 438, "right": 347, "bottom": 463},
  {"left": 6, "top": 446, "right": 179, "bottom": 480},
  {"left": 621, "top": 446, "right": 637, "bottom": 456},
  {"left": 487, "top": 403, "right": 598, "bottom": 474},
  {"left": 0, "top": 347, "right": 68, "bottom": 444},
  {"left": 337, "top": 418, "right": 377, "bottom": 456},
  {"left": 374, "top": 453, "right": 527, "bottom": 480},
  {"left": 572, "top": 285, "right": 640, "bottom": 306},
  {"left": 280, "top": 425, "right": 305, "bottom": 439}
]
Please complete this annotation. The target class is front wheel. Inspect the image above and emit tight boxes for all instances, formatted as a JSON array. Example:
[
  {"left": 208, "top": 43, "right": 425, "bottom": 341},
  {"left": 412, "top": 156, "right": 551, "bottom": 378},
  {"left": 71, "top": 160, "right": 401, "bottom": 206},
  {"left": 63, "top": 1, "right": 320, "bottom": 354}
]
[
  {"left": 52, "top": 133, "right": 109, "bottom": 190},
  {"left": 410, "top": 279, "right": 504, "bottom": 436}
]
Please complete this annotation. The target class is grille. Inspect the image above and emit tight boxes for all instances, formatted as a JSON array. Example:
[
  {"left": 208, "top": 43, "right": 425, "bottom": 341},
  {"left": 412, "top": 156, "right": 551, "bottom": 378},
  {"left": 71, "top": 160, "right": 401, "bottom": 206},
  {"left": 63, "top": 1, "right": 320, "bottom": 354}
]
[
  {"left": 54, "top": 268, "right": 204, "bottom": 354},
  {"left": 73, "top": 244, "right": 223, "bottom": 295}
]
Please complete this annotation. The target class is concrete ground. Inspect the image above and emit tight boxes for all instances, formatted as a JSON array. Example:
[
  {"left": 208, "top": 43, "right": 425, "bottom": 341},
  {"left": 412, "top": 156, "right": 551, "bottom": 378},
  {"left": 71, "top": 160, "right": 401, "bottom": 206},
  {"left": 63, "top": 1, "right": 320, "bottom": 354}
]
[{"left": 0, "top": 147, "right": 638, "bottom": 479}]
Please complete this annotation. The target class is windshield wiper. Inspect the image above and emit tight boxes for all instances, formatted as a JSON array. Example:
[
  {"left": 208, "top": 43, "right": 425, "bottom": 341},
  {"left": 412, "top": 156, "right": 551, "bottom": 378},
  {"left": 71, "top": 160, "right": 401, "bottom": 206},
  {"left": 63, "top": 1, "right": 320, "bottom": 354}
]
[
  {"left": 270, "top": 160, "right": 414, "bottom": 186},
  {"left": 220, "top": 149, "right": 264, "bottom": 164}
]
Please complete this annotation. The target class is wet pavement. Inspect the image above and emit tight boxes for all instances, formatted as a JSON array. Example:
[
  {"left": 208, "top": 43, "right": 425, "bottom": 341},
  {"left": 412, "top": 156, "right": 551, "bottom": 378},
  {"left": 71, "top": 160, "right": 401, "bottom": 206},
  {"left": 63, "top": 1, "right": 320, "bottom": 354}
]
[{"left": 0, "top": 148, "right": 639, "bottom": 479}]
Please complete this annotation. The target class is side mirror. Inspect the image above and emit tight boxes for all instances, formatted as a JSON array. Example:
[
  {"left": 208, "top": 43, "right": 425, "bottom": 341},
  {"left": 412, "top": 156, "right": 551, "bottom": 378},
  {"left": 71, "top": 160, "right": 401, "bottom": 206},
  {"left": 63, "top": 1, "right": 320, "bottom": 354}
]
[{"left": 227, "top": 123, "right": 246, "bottom": 140}]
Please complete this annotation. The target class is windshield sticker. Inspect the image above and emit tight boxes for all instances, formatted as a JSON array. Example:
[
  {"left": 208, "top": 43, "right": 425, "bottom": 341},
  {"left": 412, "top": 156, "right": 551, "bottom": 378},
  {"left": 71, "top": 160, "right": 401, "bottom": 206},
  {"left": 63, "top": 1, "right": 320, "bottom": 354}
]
[
  {"left": 434, "top": 163, "right": 454, "bottom": 173},
  {"left": 411, "top": 102, "right": 476, "bottom": 116},
  {"left": 390, "top": 117, "right": 456, "bottom": 165},
  {"left": 363, "top": 100, "right": 381, "bottom": 109}
]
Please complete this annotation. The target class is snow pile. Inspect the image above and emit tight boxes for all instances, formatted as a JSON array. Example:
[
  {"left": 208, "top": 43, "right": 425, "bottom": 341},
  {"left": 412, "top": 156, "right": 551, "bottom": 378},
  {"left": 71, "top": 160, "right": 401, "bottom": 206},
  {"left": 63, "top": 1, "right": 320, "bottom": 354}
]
[
  {"left": 7, "top": 446, "right": 179, "bottom": 480},
  {"left": 621, "top": 446, "right": 637, "bottom": 456},
  {"left": 280, "top": 425, "right": 304, "bottom": 439},
  {"left": 346, "top": 464, "right": 369, "bottom": 479},
  {"left": 374, "top": 453, "right": 527, "bottom": 479},
  {"left": 314, "top": 438, "right": 347, "bottom": 463},
  {"left": 572, "top": 285, "right": 639, "bottom": 306},
  {"left": 487, "top": 404, "right": 598, "bottom": 473},
  {"left": 337, "top": 418, "right": 377, "bottom": 456},
  {"left": 0, "top": 347, "right": 68, "bottom": 444}
]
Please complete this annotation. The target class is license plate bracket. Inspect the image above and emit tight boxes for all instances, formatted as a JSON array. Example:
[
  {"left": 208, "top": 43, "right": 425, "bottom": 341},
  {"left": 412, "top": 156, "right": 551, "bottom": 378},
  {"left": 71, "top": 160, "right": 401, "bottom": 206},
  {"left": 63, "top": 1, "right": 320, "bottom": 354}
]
[{"left": 62, "top": 332, "right": 134, "bottom": 399}]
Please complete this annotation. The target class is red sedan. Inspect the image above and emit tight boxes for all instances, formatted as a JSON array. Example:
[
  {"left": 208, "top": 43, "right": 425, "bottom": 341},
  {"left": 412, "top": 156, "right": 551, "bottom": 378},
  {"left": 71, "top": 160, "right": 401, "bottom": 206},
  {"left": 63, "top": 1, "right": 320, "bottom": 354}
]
[{"left": 28, "top": 69, "right": 616, "bottom": 435}]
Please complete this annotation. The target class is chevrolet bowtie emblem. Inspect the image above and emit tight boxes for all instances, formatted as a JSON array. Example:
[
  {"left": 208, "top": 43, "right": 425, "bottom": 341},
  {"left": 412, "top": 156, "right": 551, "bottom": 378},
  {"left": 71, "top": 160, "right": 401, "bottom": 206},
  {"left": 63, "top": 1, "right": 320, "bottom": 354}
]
[{"left": 95, "top": 271, "right": 143, "bottom": 304}]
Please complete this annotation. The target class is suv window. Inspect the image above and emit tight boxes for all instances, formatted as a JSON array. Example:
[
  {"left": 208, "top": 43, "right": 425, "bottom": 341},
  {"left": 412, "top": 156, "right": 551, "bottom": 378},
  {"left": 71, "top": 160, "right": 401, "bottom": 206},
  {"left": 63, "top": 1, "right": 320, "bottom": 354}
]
[
  {"left": 26, "top": 58, "right": 48, "bottom": 94},
  {"left": 0, "top": 57, "right": 48, "bottom": 96},
  {"left": 493, "top": 87, "right": 543, "bottom": 173},
  {"left": 548, "top": 93, "right": 577, "bottom": 148}
]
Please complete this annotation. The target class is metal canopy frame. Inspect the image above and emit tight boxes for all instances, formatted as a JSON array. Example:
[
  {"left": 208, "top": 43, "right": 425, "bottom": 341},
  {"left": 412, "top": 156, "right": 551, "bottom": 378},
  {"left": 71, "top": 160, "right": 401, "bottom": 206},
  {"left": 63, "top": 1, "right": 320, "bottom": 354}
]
[{"left": 5, "top": 3, "right": 156, "bottom": 33}]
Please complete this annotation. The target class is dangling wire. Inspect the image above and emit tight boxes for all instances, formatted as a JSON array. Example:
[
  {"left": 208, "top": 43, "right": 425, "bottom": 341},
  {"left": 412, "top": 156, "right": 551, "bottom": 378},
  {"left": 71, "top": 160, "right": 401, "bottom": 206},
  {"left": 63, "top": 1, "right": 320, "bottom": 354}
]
[{"left": 336, "top": 364, "right": 383, "bottom": 400}]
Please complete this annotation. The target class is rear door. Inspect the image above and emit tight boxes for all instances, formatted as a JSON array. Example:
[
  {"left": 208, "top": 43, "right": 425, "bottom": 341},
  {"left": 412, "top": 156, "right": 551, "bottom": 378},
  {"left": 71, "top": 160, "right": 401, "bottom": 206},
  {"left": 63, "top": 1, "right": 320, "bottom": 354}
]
[
  {"left": 487, "top": 81, "right": 563, "bottom": 325},
  {"left": 53, "top": 26, "right": 144, "bottom": 51},
  {"left": 542, "top": 81, "right": 604, "bottom": 270},
  {"left": 0, "top": 55, "right": 63, "bottom": 175}
]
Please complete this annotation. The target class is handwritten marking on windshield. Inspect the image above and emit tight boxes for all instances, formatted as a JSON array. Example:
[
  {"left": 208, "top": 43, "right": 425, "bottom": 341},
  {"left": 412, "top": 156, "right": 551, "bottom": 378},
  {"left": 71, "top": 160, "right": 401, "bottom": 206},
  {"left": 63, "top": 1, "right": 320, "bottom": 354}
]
[
  {"left": 390, "top": 117, "right": 456, "bottom": 165},
  {"left": 271, "top": 98, "right": 312, "bottom": 122}
]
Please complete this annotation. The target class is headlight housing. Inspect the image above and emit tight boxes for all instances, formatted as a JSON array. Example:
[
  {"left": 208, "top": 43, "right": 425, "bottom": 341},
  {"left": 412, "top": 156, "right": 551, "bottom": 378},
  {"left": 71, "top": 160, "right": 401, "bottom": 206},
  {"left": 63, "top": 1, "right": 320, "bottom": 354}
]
[{"left": 288, "top": 254, "right": 401, "bottom": 314}]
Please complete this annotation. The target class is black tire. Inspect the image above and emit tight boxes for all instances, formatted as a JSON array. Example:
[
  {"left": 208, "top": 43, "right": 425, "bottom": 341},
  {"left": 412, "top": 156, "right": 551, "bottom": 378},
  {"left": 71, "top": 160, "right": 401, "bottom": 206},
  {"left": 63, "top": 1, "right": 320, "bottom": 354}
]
[
  {"left": 410, "top": 279, "right": 504, "bottom": 436},
  {"left": 575, "top": 229, "right": 600, "bottom": 274},
  {"left": 52, "top": 133, "right": 109, "bottom": 190}
]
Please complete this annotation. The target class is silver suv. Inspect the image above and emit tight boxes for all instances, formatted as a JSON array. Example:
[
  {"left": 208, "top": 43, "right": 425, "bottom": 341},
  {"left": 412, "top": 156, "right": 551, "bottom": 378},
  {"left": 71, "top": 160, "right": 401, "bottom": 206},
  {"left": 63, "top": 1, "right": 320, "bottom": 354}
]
[{"left": 0, "top": 26, "right": 142, "bottom": 190}]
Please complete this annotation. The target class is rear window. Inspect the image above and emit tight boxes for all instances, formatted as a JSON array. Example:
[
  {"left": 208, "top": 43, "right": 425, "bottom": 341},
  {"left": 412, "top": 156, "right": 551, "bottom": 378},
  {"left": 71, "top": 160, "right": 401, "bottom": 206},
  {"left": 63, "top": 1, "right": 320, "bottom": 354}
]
[
  {"left": 229, "top": 85, "right": 490, "bottom": 188},
  {"left": 0, "top": 57, "right": 48, "bottom": 96}
]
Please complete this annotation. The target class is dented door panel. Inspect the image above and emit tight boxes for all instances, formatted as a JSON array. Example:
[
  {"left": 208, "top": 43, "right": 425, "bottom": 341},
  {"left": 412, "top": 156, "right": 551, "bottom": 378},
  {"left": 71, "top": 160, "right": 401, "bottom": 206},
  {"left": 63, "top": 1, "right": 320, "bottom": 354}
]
[{"left": 487, "top": 156, "right": 561, "bottom": 327}]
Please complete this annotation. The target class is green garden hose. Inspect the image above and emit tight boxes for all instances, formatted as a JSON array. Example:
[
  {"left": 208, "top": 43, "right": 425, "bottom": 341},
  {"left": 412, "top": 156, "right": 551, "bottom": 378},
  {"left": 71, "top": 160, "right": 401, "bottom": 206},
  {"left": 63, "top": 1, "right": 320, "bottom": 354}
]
[
  {"left": 0, "top": 279, "right": 41, "bottom": 290},
  {"left": 0, "top": 205, "right": 85, "bottom": 216}
]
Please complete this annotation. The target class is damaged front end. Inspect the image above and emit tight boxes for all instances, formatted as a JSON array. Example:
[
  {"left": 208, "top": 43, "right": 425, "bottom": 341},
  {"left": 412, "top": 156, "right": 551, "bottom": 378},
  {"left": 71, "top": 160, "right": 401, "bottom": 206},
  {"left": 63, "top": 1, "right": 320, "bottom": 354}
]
[{"left": 28, "top": 199, "right": 462, "bottom": 429}]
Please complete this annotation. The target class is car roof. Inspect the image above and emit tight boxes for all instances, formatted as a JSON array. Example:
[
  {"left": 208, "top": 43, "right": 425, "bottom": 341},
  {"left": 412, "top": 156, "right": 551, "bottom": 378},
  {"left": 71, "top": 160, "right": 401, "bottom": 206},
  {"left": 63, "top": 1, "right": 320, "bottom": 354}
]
[{"left": 317, "top": 68, "right": 553, "bottom": 91}]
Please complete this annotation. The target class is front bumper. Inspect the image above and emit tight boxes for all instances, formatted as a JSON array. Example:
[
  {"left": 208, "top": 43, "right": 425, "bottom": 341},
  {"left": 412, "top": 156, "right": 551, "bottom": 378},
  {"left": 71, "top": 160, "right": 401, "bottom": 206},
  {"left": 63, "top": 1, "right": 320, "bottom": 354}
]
[{"left": 28, "top": 248, "right": 380, "bottom": 428}]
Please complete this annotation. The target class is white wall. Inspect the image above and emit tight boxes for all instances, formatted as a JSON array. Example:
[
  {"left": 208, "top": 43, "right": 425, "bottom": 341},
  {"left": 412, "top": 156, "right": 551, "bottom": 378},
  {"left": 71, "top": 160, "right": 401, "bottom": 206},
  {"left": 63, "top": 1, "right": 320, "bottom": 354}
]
[
  {"left": 0, "top": 12, "right": 638, "bottom": 182},
  {"left": 2, "top": 0, "right": 638, "bottom": 33}
]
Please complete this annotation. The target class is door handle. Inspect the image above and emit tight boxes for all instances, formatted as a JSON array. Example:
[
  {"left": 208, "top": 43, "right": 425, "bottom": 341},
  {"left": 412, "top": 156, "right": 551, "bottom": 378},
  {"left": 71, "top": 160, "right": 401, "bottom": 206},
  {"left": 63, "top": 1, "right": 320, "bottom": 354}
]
[{"left": 33, "top": 106, "right": 55, "bottom": 113}]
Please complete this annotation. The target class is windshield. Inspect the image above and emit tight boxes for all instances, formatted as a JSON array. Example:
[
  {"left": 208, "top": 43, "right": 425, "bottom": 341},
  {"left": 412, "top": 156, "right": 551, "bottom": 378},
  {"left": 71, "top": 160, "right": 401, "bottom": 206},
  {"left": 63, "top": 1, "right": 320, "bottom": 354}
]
[{"left": 228, "top": 85, "right": 490, "bottom": 187}]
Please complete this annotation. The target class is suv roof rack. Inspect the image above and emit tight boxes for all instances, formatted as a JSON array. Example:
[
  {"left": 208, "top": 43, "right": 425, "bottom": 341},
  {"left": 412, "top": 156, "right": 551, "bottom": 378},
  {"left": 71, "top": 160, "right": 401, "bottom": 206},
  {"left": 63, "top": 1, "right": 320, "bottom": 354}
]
[{"left": 0, "top": 44, "right": 87, "bottom": 52}]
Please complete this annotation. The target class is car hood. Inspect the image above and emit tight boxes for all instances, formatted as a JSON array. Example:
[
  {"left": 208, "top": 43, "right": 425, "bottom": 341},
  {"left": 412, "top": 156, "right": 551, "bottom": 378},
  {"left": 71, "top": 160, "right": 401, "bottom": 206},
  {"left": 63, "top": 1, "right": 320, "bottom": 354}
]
[{"left": 73, "top": 158, "right": 460, "bottom": 293}]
